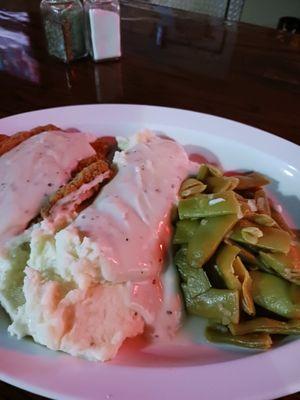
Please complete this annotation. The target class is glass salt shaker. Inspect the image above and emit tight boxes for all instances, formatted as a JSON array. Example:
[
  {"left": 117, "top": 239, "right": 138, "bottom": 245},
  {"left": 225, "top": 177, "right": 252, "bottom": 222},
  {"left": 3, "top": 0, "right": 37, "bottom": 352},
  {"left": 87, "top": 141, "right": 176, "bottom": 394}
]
[
  {"left": 84, "top": 0, "right": 122, "bottom": 62},
  {"left": 40, "top": 0, "right": 87, "bottom": 63}
]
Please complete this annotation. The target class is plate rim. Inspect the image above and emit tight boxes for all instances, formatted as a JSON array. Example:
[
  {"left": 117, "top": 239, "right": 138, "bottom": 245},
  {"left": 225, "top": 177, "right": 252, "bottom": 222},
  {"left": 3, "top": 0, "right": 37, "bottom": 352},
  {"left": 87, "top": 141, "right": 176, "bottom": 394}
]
[{"left": 0, "top": 102, "right": 299, "bottom": 148}]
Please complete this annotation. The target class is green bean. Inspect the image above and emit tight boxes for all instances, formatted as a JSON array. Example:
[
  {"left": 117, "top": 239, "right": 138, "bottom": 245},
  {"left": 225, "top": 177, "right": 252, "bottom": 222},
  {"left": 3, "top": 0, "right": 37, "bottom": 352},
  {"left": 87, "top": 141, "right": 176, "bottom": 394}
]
[
  {"left": 233, "top": 192, "right": 248, "bottom": 203},
  {"left": 206, "top": 325, "right": 272, "bottom": 349},
  {"left": 270, "top": 204, "right": 296, "bottom": 239},
  {"left": 224, "top": 238, "right": 260, "bottom": 268},
  {"left": 215, "top": 244, "right": 255, "bottom": 315},
  {"left": 250, "top": 271, "right": 300, "bottom": 319},
  {"left": 254, "top": 189, "right": 271, "bottom": 215},
  {"left": 197, "top": 164, "right": 209, "bottom": 181},
  {"left": 250, "top": 213, "right": 277, "bottom": 227},
  {"left": 182, "top": 276, "right": 211, "bottom": 299},
  {"left": 184, "top": 288, "right": 240, "bottom": 325},
  {"left": 174, "top": 245, "right": 191, "bottom": 281},
  {"left": 235, "top": 172, "right": 271, "bottom": 190},
  {"left": 206, "top": 164, "right": 223, "bottom": 177},
  {"left": 229, "top": 317, "right": 300, "bottom": 336},
  {"left": 175, "top": 247, "right": 211, "bottom": 296},
  {"left": 230, "top": 220, "right": 291, "bottom": 254},
  {"left": 256, "top": 261, "right": 274, "bottom": 274},
  {"left": 234, "top": 194, "right": 258, "bottom": 218},
  {"left": 174, "top": 165, "right": 300, "bottom": 350},
  {"left": 173, "top": 219, "right": 199, "bottom": 244},
  {"left": 240, "top": 226, "right": 263, "bottom": 245},
  {"left": 206, "top": 176, "right": 239, "bottom": 193},
  {"left": 236, "top": 247, "right": 273, "bottom": 273},
  {"left": 178, "top": 191, "right": 240, "bottom": 220},
  {"left": 233, "top": 256, "right": 255, "bottom": 316},
  {"left": 259, "top": 244, "right": 300, "bottom": 285},
  {"left": 187, "top": 214, "right": 239, "bottom": 268},
  {"left": 179, "top": 178, "right": 207, "bottom": 198},
  {"left": 239, "top": 201, "right": 253, "bottom": 218},
  {"left": 197, "top": 163, "right": 223, "bottom": 181},
  {"left": 215, "top": 244, "right": 241, "bottom": 290}
]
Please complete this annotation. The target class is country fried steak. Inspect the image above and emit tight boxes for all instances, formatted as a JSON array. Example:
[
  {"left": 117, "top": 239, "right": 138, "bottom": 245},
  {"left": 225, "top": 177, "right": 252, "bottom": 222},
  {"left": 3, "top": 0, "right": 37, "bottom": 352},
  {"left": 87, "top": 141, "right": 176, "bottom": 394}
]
[
  {"left": 0, "top": 125, "right": 117, "bottom": 223},
  {"left": 41, "top": 159, "right": 114, "bottom": 218}
]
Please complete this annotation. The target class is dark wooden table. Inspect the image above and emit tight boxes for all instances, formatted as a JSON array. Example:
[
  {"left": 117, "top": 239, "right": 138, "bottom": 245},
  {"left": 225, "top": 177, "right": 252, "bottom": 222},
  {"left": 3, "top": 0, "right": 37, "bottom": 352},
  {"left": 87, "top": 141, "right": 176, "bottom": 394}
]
[{"left": 0, "top": 1, "right": 300, "bottom": 399}]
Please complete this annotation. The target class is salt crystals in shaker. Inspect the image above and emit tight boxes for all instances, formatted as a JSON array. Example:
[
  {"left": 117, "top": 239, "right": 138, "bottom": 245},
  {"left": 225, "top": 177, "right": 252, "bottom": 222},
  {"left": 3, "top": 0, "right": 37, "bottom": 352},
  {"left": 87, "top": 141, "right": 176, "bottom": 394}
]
[
  {"left": 40, "top": 0, "right": 87, "bottom": 63},
  {"left": 84, "top": 0, "right": 121, "bottom": 62}
]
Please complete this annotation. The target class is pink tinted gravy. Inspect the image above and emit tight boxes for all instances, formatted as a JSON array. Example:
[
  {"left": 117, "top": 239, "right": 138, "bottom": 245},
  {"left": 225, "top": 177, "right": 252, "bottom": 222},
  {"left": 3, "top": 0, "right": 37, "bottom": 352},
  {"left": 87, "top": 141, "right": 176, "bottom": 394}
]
[
  {"left": 68, "top": 134, "right": 191, "bottom": 338},
  {"left": 0, "top": 130, "right": 96, "bottom": 253}
]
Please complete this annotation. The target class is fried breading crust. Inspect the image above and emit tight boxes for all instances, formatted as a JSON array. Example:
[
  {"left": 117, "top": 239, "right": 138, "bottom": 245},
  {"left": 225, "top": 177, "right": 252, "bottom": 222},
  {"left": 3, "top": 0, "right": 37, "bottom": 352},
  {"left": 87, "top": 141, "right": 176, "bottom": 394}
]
[
  {"left": 41, "top": 136, "right": 117, "bottom": 218},
  {"left": 0, "top": 124, "right": 60, "bottom": 157},
  {"left": 41, "top": 159, "right": 113, "bottom": 218},
  {"left": 0, "top": 134, "right": 8, "bottom": 143},
  {"left": 71, "top": 137, "right": 117, "bottom": 176}
]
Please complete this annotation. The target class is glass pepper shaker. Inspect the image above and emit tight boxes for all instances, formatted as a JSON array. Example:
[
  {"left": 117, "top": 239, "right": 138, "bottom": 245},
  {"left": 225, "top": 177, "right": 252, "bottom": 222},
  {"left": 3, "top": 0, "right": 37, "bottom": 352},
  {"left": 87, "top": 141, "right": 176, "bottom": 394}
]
[
  {"left": 84, "top": 0, "right": 122, "bottom": 62},
  {"left": 40, "top": 0, "right": 87, "bottom": 63}
]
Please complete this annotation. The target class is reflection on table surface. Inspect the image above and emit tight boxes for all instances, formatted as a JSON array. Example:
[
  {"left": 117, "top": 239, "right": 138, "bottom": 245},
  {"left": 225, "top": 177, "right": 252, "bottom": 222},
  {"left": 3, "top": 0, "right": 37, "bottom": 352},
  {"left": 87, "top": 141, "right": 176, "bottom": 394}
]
[
  {"left": 0, "top": 0, "right": 299, "bottom": 146},
  {"left": 0, "top": 11, "right": 39, "bottom": 84}
]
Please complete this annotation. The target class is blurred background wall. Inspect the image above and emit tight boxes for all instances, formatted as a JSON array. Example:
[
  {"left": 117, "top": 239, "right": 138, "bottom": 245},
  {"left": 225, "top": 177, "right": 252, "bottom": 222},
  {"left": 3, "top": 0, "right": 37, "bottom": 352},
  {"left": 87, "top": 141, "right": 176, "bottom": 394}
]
[
  {"left": 241, "top": 0, "right": 300, "bottom": 28},
  {"left": 142, "top": 0, "right": 300, "bottom": 28}
]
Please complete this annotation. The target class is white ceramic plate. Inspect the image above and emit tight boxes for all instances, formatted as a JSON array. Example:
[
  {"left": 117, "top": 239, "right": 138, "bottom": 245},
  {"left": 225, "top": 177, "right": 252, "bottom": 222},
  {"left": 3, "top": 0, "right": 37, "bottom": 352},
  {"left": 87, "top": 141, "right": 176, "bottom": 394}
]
[{"left": 0, "top": 104, "right": 300, "bottom": 400}]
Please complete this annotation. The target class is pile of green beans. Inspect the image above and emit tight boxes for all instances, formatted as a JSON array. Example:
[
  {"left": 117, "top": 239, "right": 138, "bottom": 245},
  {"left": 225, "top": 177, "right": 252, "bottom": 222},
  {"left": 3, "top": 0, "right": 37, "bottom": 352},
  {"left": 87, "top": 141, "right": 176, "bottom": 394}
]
[{"left": 174, "top": 164, "right": 300, "bottom": 349}]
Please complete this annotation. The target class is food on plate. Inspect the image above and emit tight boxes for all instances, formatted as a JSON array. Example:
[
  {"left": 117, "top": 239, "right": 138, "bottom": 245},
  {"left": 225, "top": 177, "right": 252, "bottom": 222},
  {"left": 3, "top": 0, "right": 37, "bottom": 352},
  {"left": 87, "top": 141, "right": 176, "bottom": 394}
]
[
  {"left": 41, "top": 158, "right": 111, "bottom": 218},
  {"left": 0, "top": 122, "right": 298, "bottom": 359},
  {"left": 0, "top": 126, "right": 116, "bottom": 319},
  {"left": 41, "top": 136, "right": 117, "bottom": 219},
  {"left": 174, "top": 163, "right": 300, "bottom": 349},
  {"left": 0, "top": 134, "right": 8, "bottom": 143},
  {"left": 0, "top": 128, "right": 190, "bottom": 361},
  {"left": 0, "top": 126, "right": 101, "bottom": 252},
  {"left": 0, "top": 124, "right": 59, "bottom": 157}
]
